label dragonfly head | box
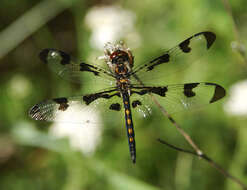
[102,41,134,74]
[110,50,129,64]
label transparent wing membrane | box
[130,82,225,114]
[39,49,115,89]
[29,88,125,127]
[130,32,216,85]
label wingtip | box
[206,83,226,103]
[39,49,50,64]
[195,31,216,49]
[203,31,216,49]
[211,84,226,103]
[41,48,71,65]
[28,104,40,120]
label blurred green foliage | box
[0,0,247,190]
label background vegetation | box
[0,0,247,189]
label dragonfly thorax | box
[116,78,131,93]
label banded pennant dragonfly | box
[29,31,225,163]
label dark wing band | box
[130,82,225,113]
[130,32,216,86]
[39,49,115,84]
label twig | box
[133,74,247,189]
[151,83,247,189]
[133,74,202,154]
[149,94,203,155]
[158,138,247,190]
[151,85,247,189]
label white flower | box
[8,74,31,99]
[224,79,247,116]
[49,104,102,155]
[85,5,140,49]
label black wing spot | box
[205,83,226,103]
[59,51,71,65]
[179,31,216,53]
[179,38,192,53]
[150,87,167,97]
[80,63,99,76]
[148,53,170,71]
[53,97,69,111]
[184,83,199,97]
[53,97,68,104]
[83,91,120,105]
[109,103,121,111]
[83,94,103,105]
[39,49,71,65]
[195,32,216,49]
[132,100,142,108]
[39,49,49,64]
[134,89,148,95]
[132,86,167,97]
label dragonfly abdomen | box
[122,92,136,163]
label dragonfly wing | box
[29,88,125,126]
[130,82,225,114]
[131,32,216,85]
[39,49,115,87]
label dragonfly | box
[29,31,226,163]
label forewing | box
[130,32,216,85]
[29,88,125,127]
[39,49,115,86]
[130,82,225,114]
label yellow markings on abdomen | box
[127,118,132,125]
[125,109,130,115]
[129,137,134,143]
[128,128,133,135]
